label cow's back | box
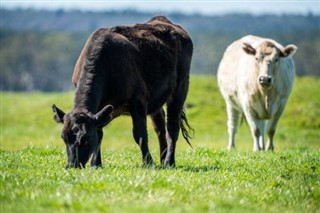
[72,16,192,88]
[111,17,193,83]
[217,37,249,108]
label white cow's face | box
[243,41,297,90]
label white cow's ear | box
[281,45,297,57]
[243,42,256,55]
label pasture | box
[1,76,319,212]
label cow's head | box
[243,41,297,89]
[52,104,113,169]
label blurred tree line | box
[1,9,319,91]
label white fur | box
[217,35,297,151]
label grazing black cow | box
[52,16,194,169]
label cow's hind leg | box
[164,81,189,167]
[131,102,155,166]
[164,105,180,167]
[226,103,241,150]
[151,108,167,164]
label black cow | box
[52,16,193,169]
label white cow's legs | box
[265,117,279,151]
[265,106,285,151]
[266,132,274,151]
[244,111,265,151]
[226,105,241,150]
[251,121,265,152]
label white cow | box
[217,35,297,151]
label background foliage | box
[1,9,320,91]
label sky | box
[1,0,320,15]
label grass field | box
[1,76,320,212]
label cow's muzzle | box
[65,146,85,169]
[259,76,272,88]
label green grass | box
[1,76,320,212]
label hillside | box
[1,9,319,91]
[2,9,319,33]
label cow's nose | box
[259,76,272,88]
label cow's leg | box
[164,104,180,167]
[266,126,275,151]
[252,121,265,151]
[265,107,285,151]
[251,123,265,152]
[164,80,189,167]
[244,112,265,151]
[258,122,266,150]
[90,129,103,168]
[131,102,155,166]
[226,103,241,150]
[150,108,167,164]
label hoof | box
[90,164,103,169]
[265,144,274,151]
[227,146,235,151]
[163,160,175,168]
[142,160,156,168]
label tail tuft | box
[180,109,194,148]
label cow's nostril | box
[266,77,272,83]
[259,76,272,87]
[259,76,265,83]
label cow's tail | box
[180,109,194,148]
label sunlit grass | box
[1,76,319,212]
[0,146,319,213]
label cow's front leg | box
[252,120,265,152]
[226,103,241,150]
[252,125,265,152]
[90,129,103,168]
[244,111,265,151]
[131,103,155,166]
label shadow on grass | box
[128,164,222,173]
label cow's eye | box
[275,58,279,63]
[72,126,80,134]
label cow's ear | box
[280,45,297,58]
[95,105,114,127]
[243,42,256,55]
[52,104,65,123]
